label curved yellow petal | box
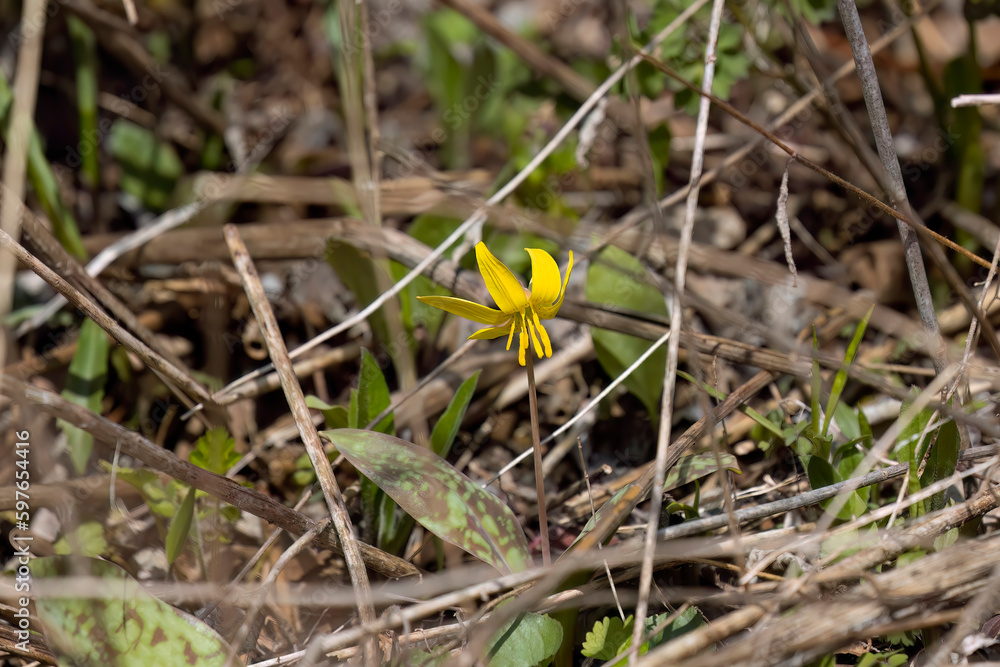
[469,323,512,340]
[416,295,507,325]
[476,242,528,315]
[534,250,573,320]
[526,248,561,307]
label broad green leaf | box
[586,245,668,416]
[53,522,107,557]
[58,319,111,474]
[833,402,861,443]
[807,456,867,520]
[581,615,632,661]
[377,371,483,555]
[325,429,532,574]
[822,306,872,435]
[190,427,240,476]
[165,485,196,566]
[487,612,562,667]
[567,453,741,551]
[306,395,350,430]
[429,371,480,459]
[31,557,228,665]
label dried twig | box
[222,225,378,662]
[634,1,727,658]
[1,373,417,578]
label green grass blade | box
[822,306,873,435]
[57,319,111,473]
[67,16,100,189]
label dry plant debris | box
[3,0,1000,664]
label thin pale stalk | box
[630,0,727,661]
[525,354,551,567]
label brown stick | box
[0,229,213,404]
[2,374,418,579]
[222,225,379,659]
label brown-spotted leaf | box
[325,429,532,574]
[29,556,228,666]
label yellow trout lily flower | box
[418,242,573,366]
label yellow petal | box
[534,250,573,320]
[530,308,552,357]
[525,248,561,307]
[416,295,507,325]
[476,242,528,315]
[469,324,512,340]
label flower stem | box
[525,354,551,566]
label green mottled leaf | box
[430,371,480,458]
[325,429,532,574]
[568,453,741,551]
[190,427,240,476]
[53,522,107,557]
[30,557,228,666]
[487,611,562,667]
[58,319,111,474]
[165,485,196,566]
[586,245,668,416]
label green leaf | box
[108,119,183,211]
[30,557,228,666]
[920,418,960,514]
[581,615,632,661]
[190,427,241,476]
[352,349,395,434]
[67,15,100,189]
[166,485,196,566]
[58,319,111,473]
[306,395,350,430]
[645,607,704,650]
[53,522,108,558]
[325,429,532,574]
[822,307,872,435]
[429,371,480,458]
[586,245,668,416]
[487,612,562,667]
[0,71,86,260]
[807,456,867,520]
